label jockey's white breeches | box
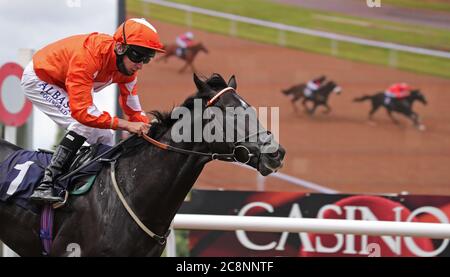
[306,81,319,91]
[21,61,114,146]
[176,37,188,48]
[384,91,396,98]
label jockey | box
[21,18,165,204]
[175,31,194,57]
[304,75,326,98]
[384,82,411,105]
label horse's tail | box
[281,89,290,95]
[353,95,372,102]
[282,84,304,96]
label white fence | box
[166,214,450,257]
[143,0,450,60]
[235,163,338,193]
[173,214,450,239]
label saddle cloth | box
[304,88,313,98]
[176,47,186,58]
[0,143,112,211]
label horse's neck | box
[191,45,203,54]
[320,86,333,96]
[115,135,208,232]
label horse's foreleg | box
[291,99,299,114]
[368,105,380,121]
[301,98,309,113]
[190,63,197,74]
[323,104,331,114]
[308,103,318,115]
[410,112,426,131]
[386,109,400,125]
[178,63,189,74]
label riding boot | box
[30,131,86,204]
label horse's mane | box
[118,74,229,156]
[147,73,228,139]
[323,81,336,88]
[316,81,336,92]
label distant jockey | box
[175,31,194,58]
[384,83,411,106]
[304,75,326,98]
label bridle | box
[109,86,268,246]
[141,86,267,164]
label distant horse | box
[158,42,209,73]
[0,73,285,256]
[353,89,427,130]
[281,81,342,115]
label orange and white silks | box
[32,32,149,130]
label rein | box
[141,133,234,161]
[141,86,263,163]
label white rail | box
[143,0,450,59]
[173,214,450,239]
[235,163,338,193]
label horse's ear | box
[228,75,237,90]
[193,73,210,93]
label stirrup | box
[52,190,69,209]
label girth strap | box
[109,160,170,245]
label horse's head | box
[319,81,342,95]
[165,73,285,176]
[410,90,427,105]
[194,42,209,54]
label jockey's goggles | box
[126,46,155,64]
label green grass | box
[128,0,450,78]
[383,0,450,13]
[156,0,450,51]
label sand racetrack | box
[137,20,450,196]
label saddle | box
[0,143,115,212]
[303,88,313,98]
[176,47,187,58]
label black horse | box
[0,73,285,256]
[281,81,342,114]
[353,90,427,130]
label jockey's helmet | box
[113,18,165,75]
[185,31,194,40]
[114,18,165,53]
[399,82,411,91]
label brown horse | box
[157,42,209,73]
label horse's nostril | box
[269,152,279,158]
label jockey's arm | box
[66,59,119,130]
[306,81,319,91]
[117,81,150,135]
[117,118,149,135]
[176,37,187,48]
[66,58,149,135]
